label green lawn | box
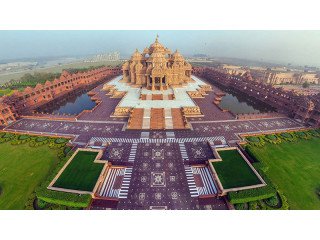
[212,149,262,189]
[247,138,320,210]
[53,151,103,192]
[0,142,59,209]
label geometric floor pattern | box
[191,166,217,195]
[99,167,125,198]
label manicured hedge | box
[247,136,260,142]
[18,135,30,140]
[234,203,248,210]
[63,146,72,155]
[246,136,265,147]
[36,190,91,208]
[309,129,320,137]
[264,195,280,207]
[263,134,282,144]
[295,131,311,140]
[55,138,68,144]
[265,134,277,140]
[35,136,48,142]
[279,132,297,142]
[1,133,14,138]
[228,185,276,204]
[277,191,289,210]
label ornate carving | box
[113,107,132,116]
[182,106,202,116]
[122,36,192,90]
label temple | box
[122,36,192,90]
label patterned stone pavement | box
[117,142,200,210]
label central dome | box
[122,36,192,90]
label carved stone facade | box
[122,36,192,90]
[193,67,320,127]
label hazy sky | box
[0,30,319,66]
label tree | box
[302,81,310,88]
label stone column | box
[146,76,149,88]
[152,77,155,91]
[160,77,163,91]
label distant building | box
[250,69,320,85]
[84,52,120,63]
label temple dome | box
[149,36,166,53]
[131,49,142,60]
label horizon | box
[0,30,320,67]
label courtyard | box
[0,66,313,210]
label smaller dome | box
[131,49,142,60]
[173,50,184,61]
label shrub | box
[263,134,282,144]
[279,132,297,142]
[228,185,276,204]
[277,191,289,210]
[35,136,48,142]
[295,131,311,140]
[247,136,260,142]
[0,184,2,196]
[308,129,320,137]
[264,195,280,207]
[37,198,48,209]
[36,190,91,208]
[248,201,259,210]
[234,203,248,210]
[265,134,277,140]
[1,133,14,139]
[55,138,68,144]
[63,146,72,155]
[246,136,265,147]
[18,135,30,140]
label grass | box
[53,151,103,192]
[247,137,320,210]
[0,142,59,209]
[212,149,262,189]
